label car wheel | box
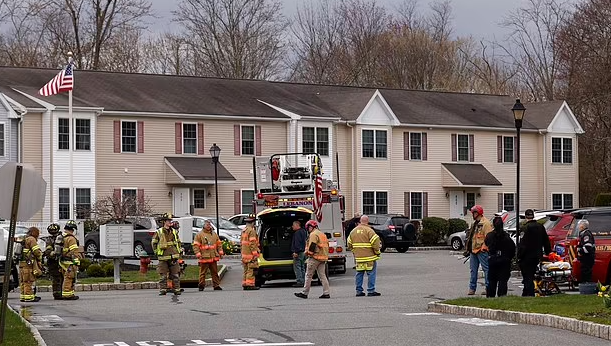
[451,237,463,251]
[85,241,99,256]
[396,247,408,253]
[379,238,386,253]
[134,242,145,259]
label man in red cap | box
[464,205,492,295]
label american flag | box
[313,171,323,222]
[38,62,74,97]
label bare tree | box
[173,0,288,79]
[83,190,156,225]
[139,32,199,75]
[459,40,521,95]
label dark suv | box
[367,214,417,253]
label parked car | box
[84,216,157,259]
[0,224,29,291]
[228,214,249,230]
[446,210,516,251]
[544,211,575,247]
[367,214,416,253]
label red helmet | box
[305,220,318,229]
[470,205,484,215]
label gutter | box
[17,109,27,163]
[541,131,547,209]
[395,123,544,133]
[98,110,291,122]
[346,122,356,216]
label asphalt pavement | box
[8,251,610,346]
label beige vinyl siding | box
[546,133,578,208]
[355,125,392,213]
[334,124,354,217]
[96,117,287,217]
[22,112,43,222]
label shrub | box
[419,229,441,246]
[222,240,234,255]
[78,258,92,272]
[102,262,114,277]
[448,218,468,236]
[595,193,611,207]
[422,217,449,238]
[86,264,105,277]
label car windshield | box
[391,217,410,227]
[209,218,241,230]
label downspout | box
[18,110,27,163]
[48,109,54,222]
[541,131,547,209]
[347,122,356,216]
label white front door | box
[173,187,191,216]
[449,191,465,219]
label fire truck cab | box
[252,153,347,286]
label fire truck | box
[252,153,347,286]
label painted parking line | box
[443,317,517,326]
[85,340,314,346]
[402,312,441,316]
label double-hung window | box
[362,130,387,158]
[552,194,573,209]
[362,191,388,214]
[302,127,329,156]
[457,134,469,161]
[75,119,91,150]
[121,121,137,153]
[183,123,197,154]
[241,126,255,155]
[551,137,573,164]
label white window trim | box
[551,192,574,209]
[409,132,423,161]
[410,191,424,220]
[361,190,389,214]
[501,135,515,164]
[181,122,198,155]
[361,128,388,159]
[240,124,256,156]
[58,187,71,220]
[502,192,515,212]
[192,188,207,209]
[57,117,70,151]
[302,126,330,157]
[120,120,138,154]
[241,189,255,213]
[551,136,573,164]
[74,118,91,152]
[456,133,471,162]
[0,121,5,157]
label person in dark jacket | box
[576,219,596,283]
[485,215,516,298]
[291,220,308,287]
[517,209,552,297]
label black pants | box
[519,261,537,297]
[487,260,511,298]
[580,255,595,283]
[48,260,64,297]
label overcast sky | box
[146,0,548,41]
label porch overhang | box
[441,163,502,188]
[164,157,236,185]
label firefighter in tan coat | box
[295,220,330,299]
[241,214,260,290]
[347,215,382,296]
[60,220,81,300]
[19,227,43,302]
[193,219,224,291]
[152,213,182,296]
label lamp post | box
[210,143,221,234]
[512,99,526,253]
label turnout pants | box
[19,263,36,301]
[301,258,330,296]
[487,260,511,298]
[158,260,181,292]
[242,262,258,287]
[198,262,221,288]
[61,264,78,298]
[48,260,64,298]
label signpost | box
[0,162,47,343]
[99,224,134,284]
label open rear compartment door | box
[257,207,313,261]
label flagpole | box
[68,52,74,220]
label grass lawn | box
[444,294,611,325]
[37,264,224,285]
[4,309,39,346]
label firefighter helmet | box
[305,220,318,229]
[470,205,484,216]
[64,220,77,231]
[158,212,174,221]
[47,223,61,235]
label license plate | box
[329,241,337,247]
[396,236,403,240]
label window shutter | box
[498,193,503,211]
[197,123,205,155]
[137,121,144,153]
[469,134,475,162]
[422,133,428,161]
[451,134,457,161]
[404,192,410,217]
[497,136,502,163]
[234,190,241,214]
[137,189,144,204]
[403,132,409,160]
[423,192,428,218]
[175,122,182,154]
[114,189,121,201]
[113,121,121,153]
[513,136,518,163]
[255,125,262,156]
[234,125,240,156]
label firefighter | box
[241,214,260,290]
[19,227,43,302]
[577,219,596,283]
[44,223,64,300]
[193,219,224,291]
[295,220,330,299]
[347,215,382,297]
[152,213,182,295]
[60,220,81,300]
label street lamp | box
[210,143,221,234]
[512,99,526,253]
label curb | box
[427,301,611,341]
[408,246,452,251]
[9,304,47,346]
[35,265,228,292]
